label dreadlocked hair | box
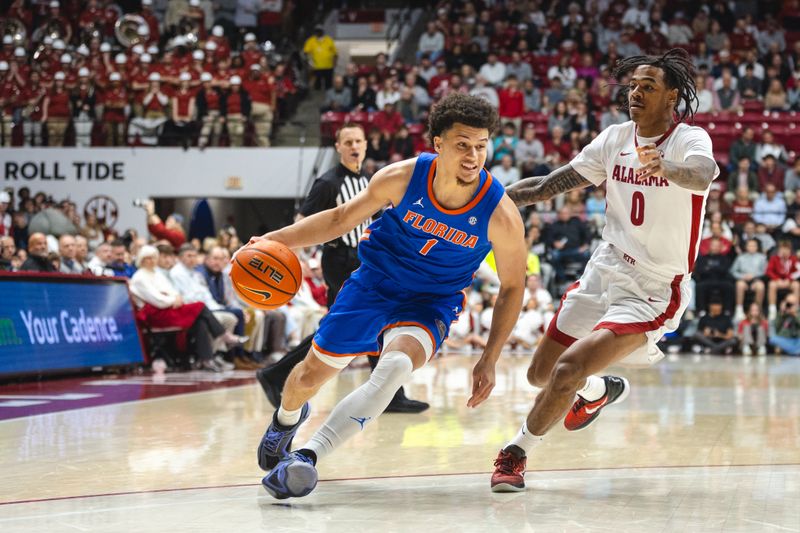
[613,48,698,123]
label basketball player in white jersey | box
[491,49,720,492]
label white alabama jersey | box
[571,121,719,281]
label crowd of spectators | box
[0,0,309,148]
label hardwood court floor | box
[0,354,798,532]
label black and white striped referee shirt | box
[298,163,372,249]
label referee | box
[256,123,429,413]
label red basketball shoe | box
[564,376,630,431]
[490,449,527,492]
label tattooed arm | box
[506,164,592,207]
[637,145,717,191]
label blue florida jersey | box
[357,152,505,295]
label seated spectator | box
[130,245,240,372]
[505,52,533,83]
[169,243,241,368]
[444,296,486,352]
[221,76,251,147]
[522,274,555,327]
[0,235,15,271]
[543,75,566,109]
[323,75,351,112]
[758,154,786,191]
[389,126,414,159]
[108,239,136,277]
[352,76,377,111]
[479,53,507,86]
[20,233,56,272]
[372,102,404,140]
[548,101,573,134]
[699,219,733,255]
[509,296,547,350]
[692,298,737,355]
[693,237,735,314]
[0,191,10,236]
[728,157,758,193]
[58,234,84,274]
[767,240,800,319]
[492,122,518,165]
[469,75,499,108]
[547,55,577,89]
[781,210,800,250]
[498,75,524,132]
[712,70,740,112]
[88,242,114,276]
[738,64,762,102]
[756,130,788,163]
[74,235,90,272]
[731,238,767,320]
[375,78,400,110]
[728,127,757,172]
[753,183,787,232]
[785,158,800,193]
[548,207,591,282]
[704,184,730,219]
[770,294,800,355]
[417,21,445,62]
[522,78,541,113]
[144,201,186,249]
[490,154,520,186]
[737,302,769,356]
[515,124,545,175]
[287,260,328,338]
[396,88,419,124]
[570,101,598,145]
[764,78,789,111]
[365,128,390,166]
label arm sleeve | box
[568,125,613,186]
[298,177,337,217]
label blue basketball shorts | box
[313,266,466,359]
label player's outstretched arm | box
[505,164,592,207]
[467,195,527,408]
[251,159,414,249]
[637,146,717,191]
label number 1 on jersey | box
[419,238,438,256]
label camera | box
[132,198,150,208]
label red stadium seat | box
[742,100,765,113]
[406,123,426,136]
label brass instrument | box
[0,17,26,47]
[114,14,149,47]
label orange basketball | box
[230,240,302,310]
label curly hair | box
[427,93,499,145]
[613,48,698,122]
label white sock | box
[277,405,303,427]
[506,422,544,456]
[576,375,606,402]
[304,351,414,461]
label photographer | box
[143,199,186,249]
[770,295,800,355]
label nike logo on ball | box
[237,284,272,301]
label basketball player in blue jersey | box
[247,93,528,499]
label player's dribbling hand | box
[230,236,265,264]
[467,358,496,408]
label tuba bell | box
[114,14,149,47]
[0,17,26,47]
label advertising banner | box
[0,274,145,376]
[0,147,334,234]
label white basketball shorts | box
[546,242,691,366]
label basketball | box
[229,240,302,310]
